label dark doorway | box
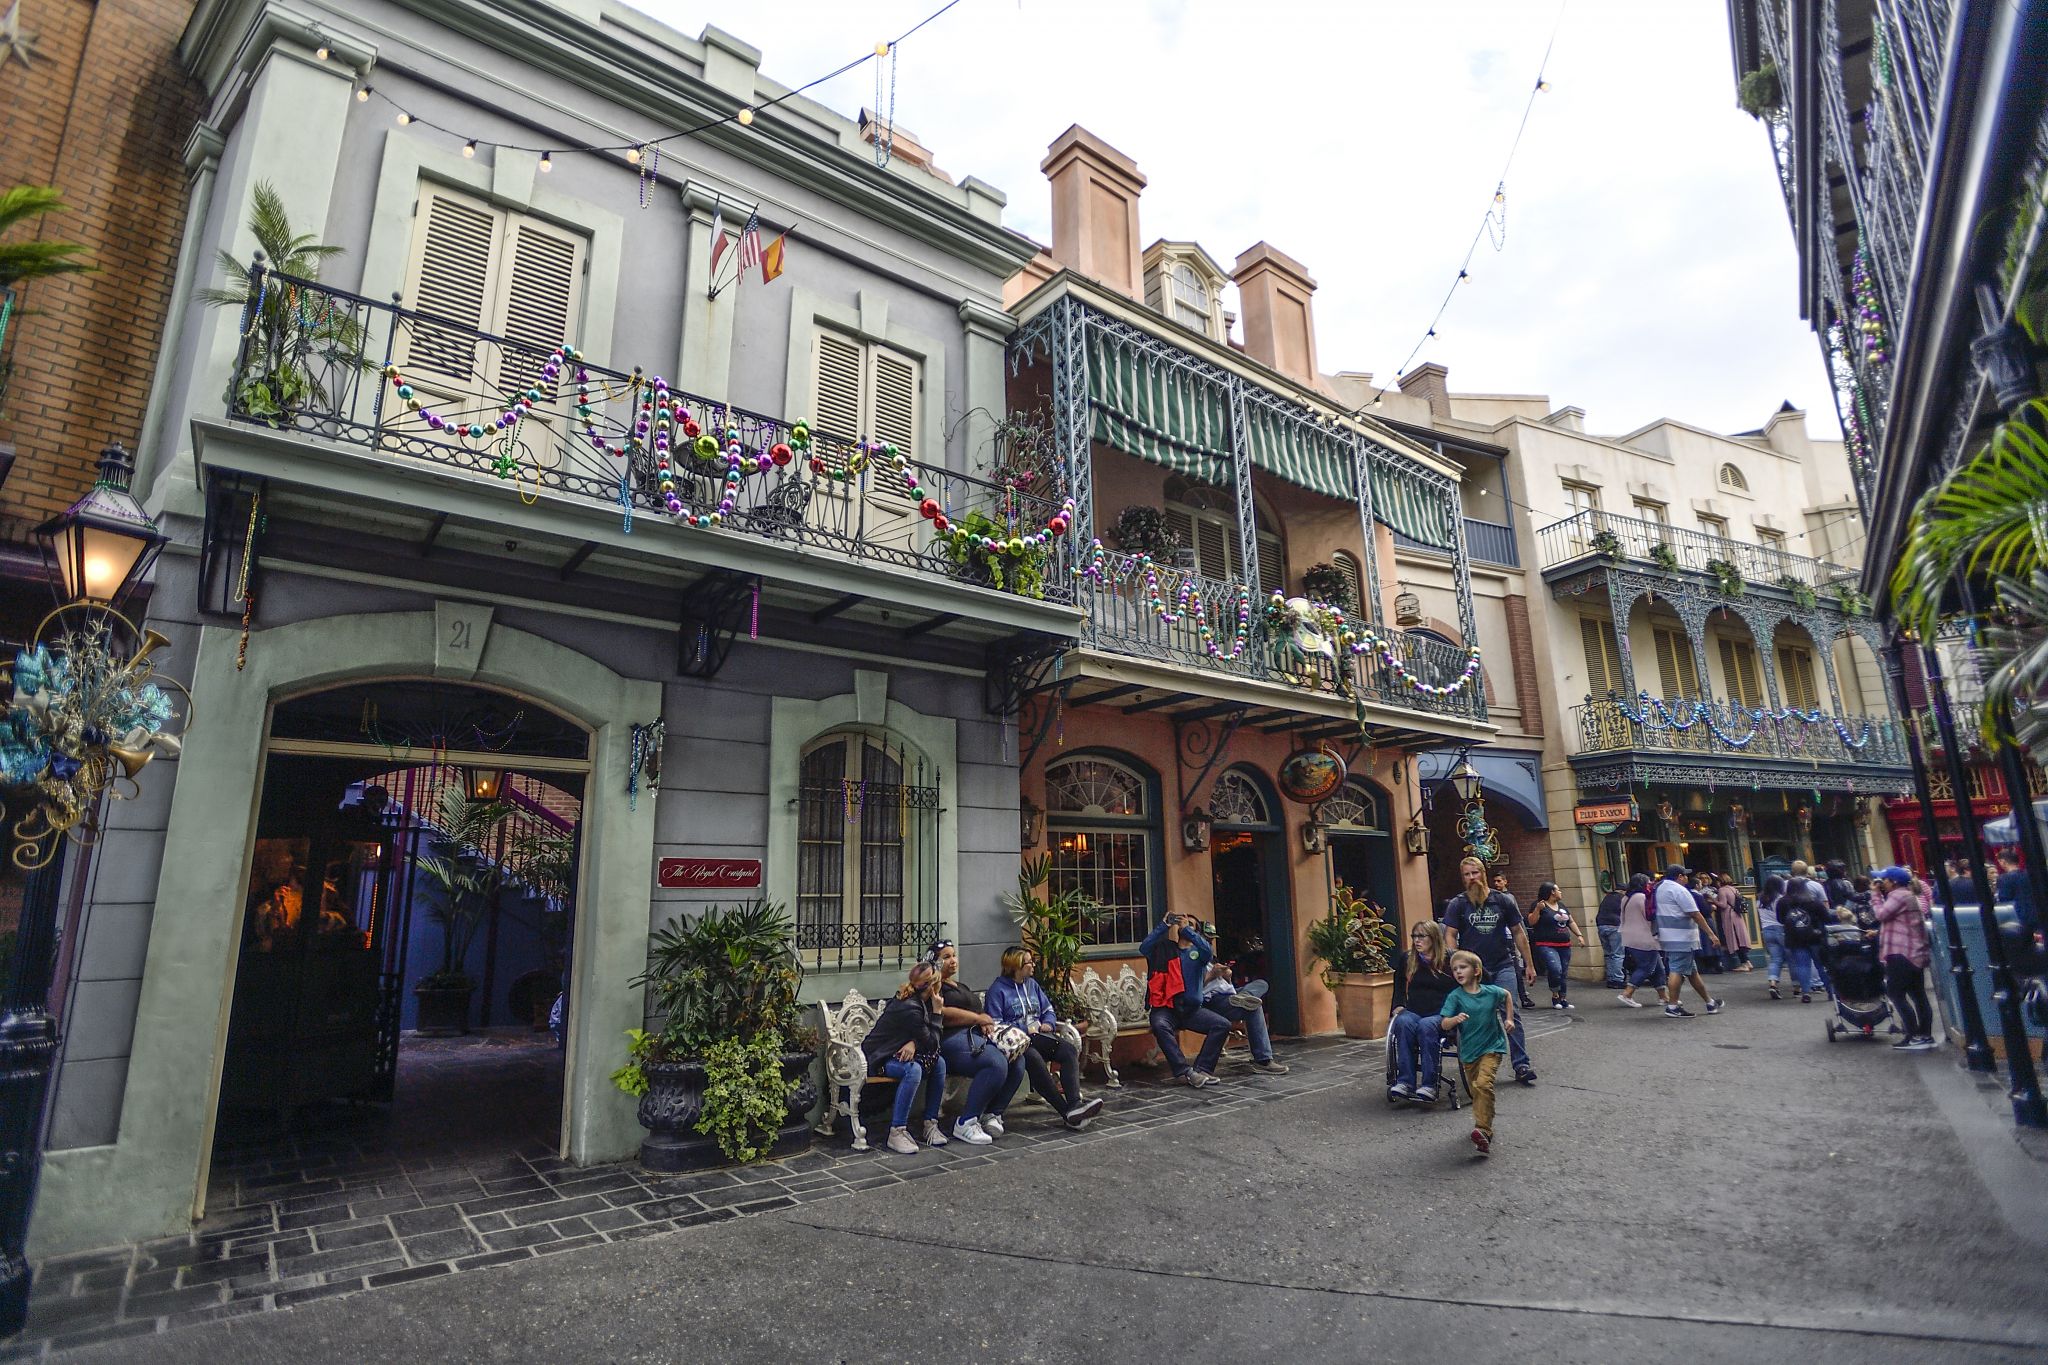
[1209,830,1298,1035]
[212,681,589,1183]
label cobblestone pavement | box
[9,1022,1455,1359]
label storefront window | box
[1045,756,1156,949]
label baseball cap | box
[1880,865,1912,885]
[1663,863,1689,878]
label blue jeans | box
[1213,994,1275,1062]
[1762,925,1786,981]
[939,1030,1010,1121]
[1389,1010,1443,1090]
[1787,945,1820,993]
[882,1056,946,1128]
[1625,947,1664,989]
[1533,945,1572,997]
[1150,1004,1230,1077]
[1487,961,1532,1073]
[1599,925,1626,987]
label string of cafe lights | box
[320,0,966,174]
[1348,0,1570,420]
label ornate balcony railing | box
[223,268,1073,603]
[1573,695,1908,767]
[1082,548,1487,723]
[1536,509,1858,593]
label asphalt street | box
[70,978,2048,1364]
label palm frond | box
[1892,398,2048,638]
[0,186,94,288]
[1981,568,2048,769]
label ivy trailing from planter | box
[1650,542,1680,573]
[1705,557,1745,597]
[1834,585,1871,616]
[1777,574,1817,609]
[1739,61,1783,118]
[696,1034,797,1165]
[1589,528,1624,561]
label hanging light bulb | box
[315,42,330,61]
[875,41,890,56]
[462,140,477,158]
[539,151,553,172]
[1493,189,1506,204]
[356,85,371,102]
[737,107,755,126]
[625,146,641,165]
[395,111,412,126]
[1537,78,1550,91]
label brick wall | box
[0,0,200,544]
[1502,593,1542,735]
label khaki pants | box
[1467,1052,1503,1137]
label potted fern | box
[1705,557,1745,597]
[612,900,817,1170]
[1776,573,1818,609]
[1650,542,1681,573]
[1307,880,1398,1039]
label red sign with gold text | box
[658,858,764,890]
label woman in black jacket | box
[1387,920,1458,1103]
[860,961,948,1155]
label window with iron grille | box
[1045,756,1157,950]
[795,731,941,970]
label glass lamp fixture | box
[1447,753,1484,804]
[35,443,167,609]
[465,766,504,801]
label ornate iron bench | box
[815,987,1084,1151]
[1073,964,1152,1089]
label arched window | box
[1718,463,1749,492]
[797,731,938,959]
[1161,477,1284,592]
[1331,551,1365,615]
[1209,769,1273,827]
[1045,755,1158,948]
[1319,780,1386,831]
[1169,261,1212,335]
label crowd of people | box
[860,852,1947,1161]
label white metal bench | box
[815,987,1084,1151]
[1073,964,1150,1089]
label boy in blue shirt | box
[1439,949,1515,1156]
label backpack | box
[1780,903,1813,939]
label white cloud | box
[629,0,1839,437]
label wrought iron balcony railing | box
[223,267,1074,604]
[1536,509,1858,594]
[1573,695,1909,767]
[1083,548,1487,723]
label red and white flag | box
[707,206,728,277]
[737,210,763,274]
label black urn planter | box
[413,982,474,1037]
[636,1051,817,1173]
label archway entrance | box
[1322,779,1399,921]
[1207,768,1298,1034]
[213,680,590,1177]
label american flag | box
[737,211,764,274]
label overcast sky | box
[636,0,1839,439]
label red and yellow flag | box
[760,232,788,284]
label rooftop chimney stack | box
[1397,363,1452,422]
[1231,243,1321,387]
[1041,125,1146,301]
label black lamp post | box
[0,441,168,1335]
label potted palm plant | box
[611,900,816,1171]
[411,785,514,1035]
[1308,880,1398,1039]
[1005,854,1095,1019]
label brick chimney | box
[1397,363,1451,421]
[1040,125,1146,301]
[1231,242,1319,386]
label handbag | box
[991,1025,1032,1061]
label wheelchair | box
[1382,1016,1464,1111]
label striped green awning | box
[1087,332,1231,485]
[1083,327,1457,551]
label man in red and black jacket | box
[1143,911,1233,1088]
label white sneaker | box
[921,1120,949,1147]
[885,1127,918,1155]
[1388,1082,1412,1102]
[1618,993,1642,1009]
[951,1117,993,1146]
[1413,1085,1437,1103]
[981,1114,1005,1138]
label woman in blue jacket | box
[986,946,1105,1131]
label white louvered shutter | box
[811,330,864,481]
[1718,640,1762,708]
[1334,553,1364,614]
[1656,628,1699,700]
[402,188,502,387]
[494,218,584,416]
[868,348,920,517]
[1193,514,1232,580]
[1256,533,1283,596]
[1779,647,1819,710]
[1581,617,1616,696]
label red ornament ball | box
[769,442,793,466]
[933,514,949,532]
[809,456,827,474]
[1049,516,1068,535]
[682,418,701,438]
[919,498,940,520]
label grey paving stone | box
[531,1233,605,1257]
[180,1253,271,1286]
[505,1194,611,1227]
[366,1264,453,1289]
[311,1222,395,1252]
[456,1187,563,1218]
[389,1205,465,1237]
[275,1243,401,1278]
[273,1280,363,1310]
[399,1229,483,1262]
[481,1225,558,1251]
[580,1207,645,1234]
[452,1248,533,1271]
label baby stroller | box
[1383,1023,1464,1110]
[1820,921,1895,1042]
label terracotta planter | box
[1327,971,1395,1040]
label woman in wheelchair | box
[1388,920,1457,1104]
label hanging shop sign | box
[1574,798,1639,834]
[658,857,762,890]
[1277,744,1346,804]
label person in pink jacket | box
[1875,866,1937,1051]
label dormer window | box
[1170,263,1210,332]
